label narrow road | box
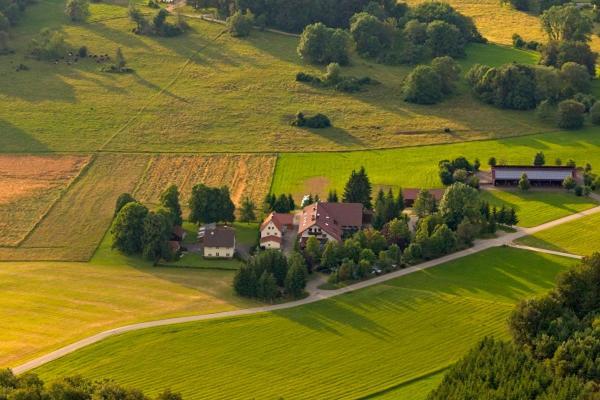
[12,203,600,374]
[508,243,583,259]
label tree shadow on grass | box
[0,120,50,152]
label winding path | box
[12,203,600,375]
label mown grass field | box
[133,154,276,209]
[480,188,598,227]
[0,0,561,154]
[0,153,150,261]
[516,212,600,255]
[0,260,255,368]
[271,129,600,201]
[0,154,90,246]
[34,248,574,400]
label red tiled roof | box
[260,235,282,244]
[298,202,363,242]
[260,212,294,232]
[403,188,445,201]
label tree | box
[156,389,183,400]
[557,99,585,130]
[540,40,597,76]
[226,10,254,37]
[426,20,465,58]
[518,173,531,191]
[114,193,136,217]
[285,252,308,298]
[413,189,437,218]
[560,62,591,97]
[382,218,411,250]
[562,175,576,190]
[468,63,537,110]
[533,151,546,166]
[129,3,149,33]
[488,157,497,167]
[142,211,172,263]
[438,183,481,229]
[160,185,182,226]
[189,184,235,224]
[297,22,352,65]
[239,197,256,223]
[431,56,461,95]
[65,0,90,22]
[233,265,258,297]
[111,202,148,255]
[590,102,600,125]
[403,65,443,105]
[114,47,127,72]
[304,236,321,269]
[540,4,593,42]
[411,1,483,43]
[257,271,278,302]
[349,12,393,58]
[327,190,339,202]
[320,241,340,270]
[29,28,67,60]
[342,166,372,209]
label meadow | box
[34,248,574,400]
[271,129,600,201]
[0,0,559,154]
[480,188,598,227]
[0,260,255,368]
[0,154,90,246]
[516,212,600,255]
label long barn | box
[492,166,575,186]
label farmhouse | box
[203,226,236,259]
[298,202,364,246]
[260,212,294,250]
[492,166,575,186]
[403,188,445,208]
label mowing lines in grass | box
[0,153,150,261]
[0,155,90,246]
[34,248,574,400]
[516,212,600,256]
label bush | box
[295,71,321,83]
[350,12,393,58]
[297,22,352,65]
[403,65,443,104]
[292,112,331,128]
[426,20,465,58]
[557,99,586,129]
[65,0,90,22]
[78,45,88,57]
[590,102,600,125]
[512,33,525,48]
[226,10,254,37]
[28,28,67,60]
[572,92,595,112]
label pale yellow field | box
[0,260,255,368]
[134,154,277,209]
[0,155,90,246]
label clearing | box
[0,0,558,154]
[133,154,276,209]
[0,154,90,246]
[33,248,573,400]
[516,212,600,256]
[0,153,149,261]
[480,188,598,228]
[270,129,600,201]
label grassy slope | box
[271,128,600,200]
[516,212,600,255]
[0,260,256,368]
[1,0,560,153]
[480,189,598,227]
[34,248,574,400]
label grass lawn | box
[0,0,559,154]
[480,188,598,227]
[0,260,256,369]
[516,212,600,256]
[271,129,600,202]
[34,248,574,400]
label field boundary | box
[358,366,451,400]
[4,155,96,249]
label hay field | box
[134,154,276,209]
[0,260,254,368]
[0,153,150,261]
[0,155,90,246]
[34,248,574,400]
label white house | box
[297,202,364,246]
[203,226,236,259]
[259,212,294,250]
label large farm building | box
[491,166,575,186]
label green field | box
[480,189,598,227]
[271,129,600,200]
[516,212,600,255]
[0,0,563,154]
[34,248,574,400]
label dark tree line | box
[429,253,600,399]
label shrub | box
[572,92,595,112]
[297,22,352,65]
[512,33,525,48]
[28,28,67,60]
[590,102,600,125]
[403,65,443,104]
[557,99,585,129]
[426,20,465,58]
[226,10,254,37]
[292,112,331,128]
[65,0,90,22]
[431,56,461,95]
[295,71,321,83]
[350,12,393,58]
[78,45,88,58]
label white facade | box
[299,225,337,243]
[261,239,281,250]
[261,221,282,238]
[204,245,235,258]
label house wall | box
[261,221,282,238]
[204,246,235,258]
[299,226,338,243]
[261,240,281,250]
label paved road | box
[12,203,600,374]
